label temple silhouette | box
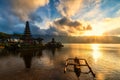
[23,21,63,49]
[4,21,63,51]
[23,21,32,43]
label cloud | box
[33,17,92,36]
[50,17,92,36]
[105,28,120,36]
[0,18,12,33]
[29,13,43,23]
[80,0,102,20]
[56,0,102,18]
[90,17,120,35]
[116,9,120,16]
[44,26,67,36]
[11,0,49,21]
[57,0,83,17]
[0,0,49,34]
[102,17,120,31]
[0,0,119,36]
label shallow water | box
[0,44,120,80]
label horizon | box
[1,31,120,37]
[1,32,120,43]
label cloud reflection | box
[38,53,54,68]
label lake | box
[0,44,120,80]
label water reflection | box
[1,44,120,80]
[0,49,43,69]
[96,73,105,80]
[91,44,102,62]
[21,50,43,69]
[51,48,56,56]
[39,48,57,68]
[40,53,54,67]
[64,44,120,80]
[21,53,33,68]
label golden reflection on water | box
[91,44,102,62]
[66,44,103,60]
[96,73,105,80]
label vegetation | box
[0,32,11,39]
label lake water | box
[0,44,120,80]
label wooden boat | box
[64,57,95,79]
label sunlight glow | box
[82,30,104,36]
[91,44,102,62]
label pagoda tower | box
[23,21,32,43]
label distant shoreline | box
[1,32,120,43]
[63,42,120,44]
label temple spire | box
[23,21,32,43]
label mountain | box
[33,35,120,43]
[104,28,120,36]
[0,32,120,43]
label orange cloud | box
[11,0,49,21]
[51,17,92,36]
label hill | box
[0,32,120,43]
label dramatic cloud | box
[57,0,83,17]
[0,0,120,36]
[51,17,92,36]
[11,0,49,21]
[0,0,49,34]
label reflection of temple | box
[23,21,32,43]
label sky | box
[0,0,120,36]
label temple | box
[23,21,32,43]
